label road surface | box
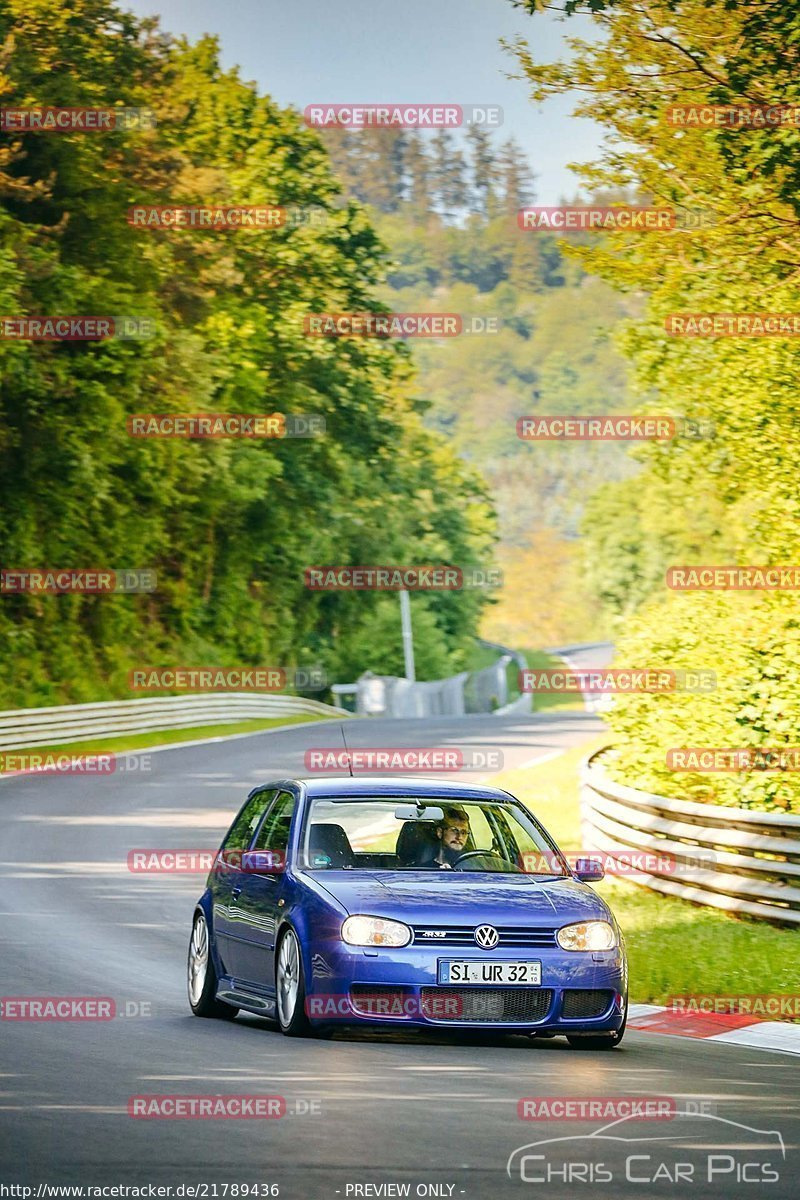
[1,704,796,1197]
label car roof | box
[259,776,517,801]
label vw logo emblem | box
[474,924,499,950]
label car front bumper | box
[303,940,627,1032]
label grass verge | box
[518,648,585,713]
[467,643,582,711]
[491,739,800,1006]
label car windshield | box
[300,797,569,876]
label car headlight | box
[341,915,412,948]
[557,920,617,951]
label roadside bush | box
[605,590,800,813]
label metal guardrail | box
[477,641,532,716]
[494,691,533,717]
[332,641,532,719]
[581,749,800,926]
[0,694,345,751]
[332,671,471,718]
[464,656,511,714]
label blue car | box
[188,777,627,1048]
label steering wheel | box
[452,849,506,870]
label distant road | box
[547,641,614,665]
[547,641,615,712]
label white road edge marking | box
[517,748,566,771]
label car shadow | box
[230,1011,577,1050]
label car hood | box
[310,871,610,926]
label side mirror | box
[241,849,285,874]
[573,857,605,883]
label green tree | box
[0,0,495,705]
[509,0,800,810]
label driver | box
[414,806,471,869]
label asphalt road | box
[1,703,797,1198]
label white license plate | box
[438,960,541,985]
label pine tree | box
[431,130,468,220]
[466,126,499,215]
[497,138,536,213]
[404,131,434,214]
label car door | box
[220,790,297,993]
[211,788,278,981]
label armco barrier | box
[332,671,470,718]
[331,643,532,719]
[581,749,800,925]
[0,694,344,751]
[478,641,530,715]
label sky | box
[122,0,605,204]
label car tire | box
[566,997,627,1050]
[276,927,313,1037]
[188,910,239,1020]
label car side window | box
[222,789,278,852]
[252,791,296,857]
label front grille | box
[350,985,414,1017]
[562,989,614,1019]
[421,987,553,1024]
[412,925,557,948]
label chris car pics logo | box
[507,1112,784,1185]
